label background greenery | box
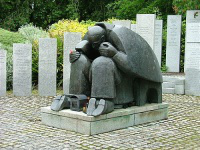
[0,0,199,90]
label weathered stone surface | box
[134,108,168,125]
[0,50,6,96]
[154,20,163,66]
[136,14,156,50]
[162,88,175,94]
[185,10,200,43]
[13,44,32,96]
[41,103,168,135]
[91,115,135,135]
[39,38,57,96]
[175,85,184,95]
[131,24,136,32]
[63,32,81,94]
[166,15,182,72]
[185,10,200,96]
[162,82,175,88]
[112,20,131,29]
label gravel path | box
[0,94,200,149]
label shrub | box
[49,19,95,38]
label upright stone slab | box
[0,50,6,96]
[166,15,182,72]
[136,14,156,50]
[13,44,32,96]
[154,20,163,67]
[112,20,131,29]
[39,38,57,96]
[63,32,81,94]
[131,24,136,32]
[185,10,200,96]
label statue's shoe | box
[92,99,106,116]
[87,98,96,116]
[51,95,70,111]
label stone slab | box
[135,108,168,125]
[131,24,136,32]
[185,10,200,96]
[162,82,175,88]
[13,44,32,96]
[136,14,156,50]
[175,84,185,95]
[166,15,182,72]
[39,38,57,96]
[154,20,163,66]
[41,103,168,135]
[162,88,175,94]
[0,50,7,96]
[63,32,81,94]
[112,20,131,29]
[185,10,200,43]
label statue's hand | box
[69,50,81,63]
[99,42,118,57]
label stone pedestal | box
[41,103,168,135]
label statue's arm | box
[70,40,90,63]
[112,52,132,74]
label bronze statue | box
[68,22,163,116]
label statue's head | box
[88,26,106,50]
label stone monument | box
[42,23,168,135]
[166,15,182,72]
[13,44,32,96]
[154,20,163,67]
[39,38,57,96]
[136,14,156,50]
[185,10,200,96]
[51,22,163,116]
[131,24,136,32]
[0,49,6,96]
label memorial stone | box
[131,24,136,32]
[13,44,32,96]
[63,32,81,94]
[112,20,131,29]
[136,14,156,50]
[0,50,6,96]
[154,20,163,67]
[166,15,182,72]
[185,10,200,96]
[39,38,57,96]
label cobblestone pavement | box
[0,93,200,150]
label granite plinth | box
[41,103,168,135]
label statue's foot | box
[92,99,106,116]
[87,99,114,116]
[87,98,96,116]
[51,95,70,111]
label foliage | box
[106,0,174,22]
[0,0,31,31]
[173,0,200,19]
[0,28,26,90]
[49,19,95,38]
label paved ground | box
[0,93,200,150]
